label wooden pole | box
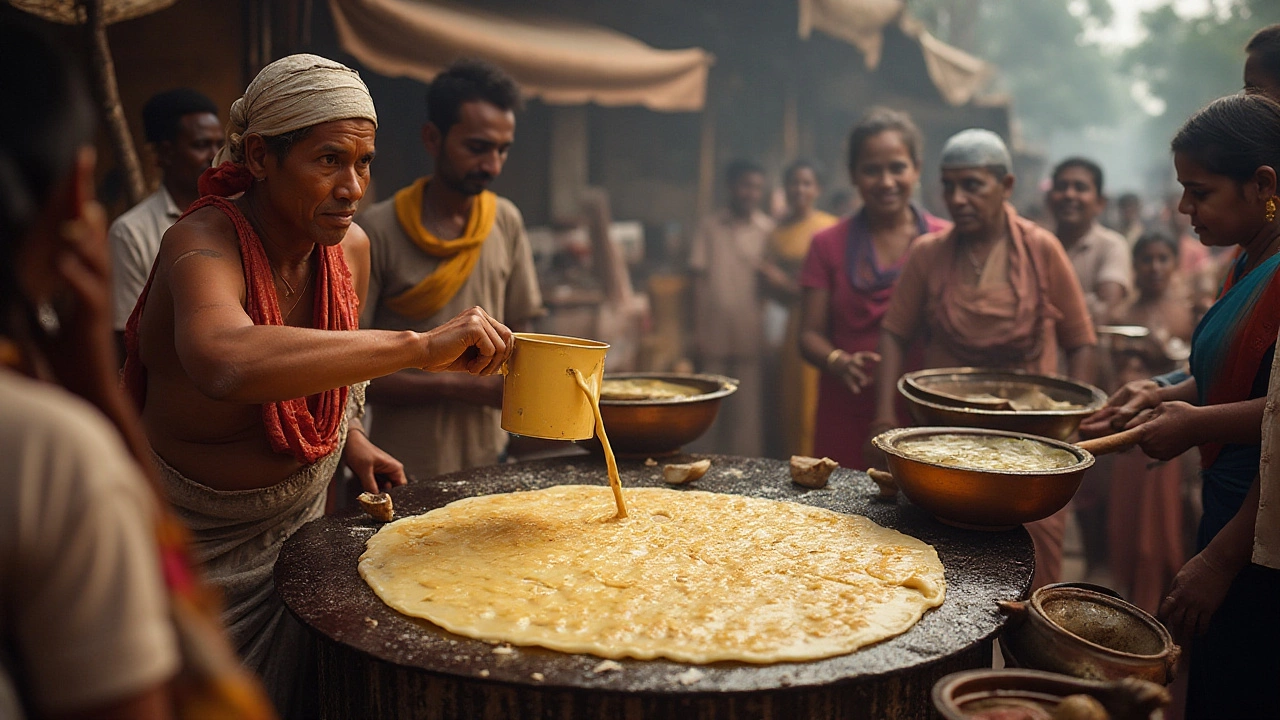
[696,103,716,222]
[83,0,147,205]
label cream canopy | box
[329,0,713,112]
[7,0,172,24]
[797,0,993,106]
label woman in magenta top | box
[798,108,949,468]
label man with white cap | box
[122,54,514,716]
[871,128,1097,589]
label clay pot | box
[933,668,1171,720]
[999,584,1180,685]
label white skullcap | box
[213,53,377,167]
[940,129,1012,172]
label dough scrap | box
[790,456,838,488]
[359,485,946,664]
[358,492,394,522]
[663,459,711,485]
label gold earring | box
[1268,197,1278,223]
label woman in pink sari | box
[797,108,947,468]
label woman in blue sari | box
[1081,94,1280,719]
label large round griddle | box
[276,455,1033,718]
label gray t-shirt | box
[109,186,182,330]
[360,191,544,478]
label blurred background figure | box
[361,59,543,479]
[1106,232,1194,615]
[759,159,837,458]
[1046,156,1132,577]
[1047,157,1132,327]
[688,159,773,457]
[110,88,222,352]
[1117,192,1146,245]
[799,108,946,469]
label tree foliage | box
[909,0,1127,143]
[1125,0,1280,145]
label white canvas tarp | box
[329,0,713,112]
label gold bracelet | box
[826,348,844,369]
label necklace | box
[965,246,986,279]
[272,262,299,298]
[278,259,316,321]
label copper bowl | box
[899,368,1107,441]
[587,372,737,458]
[999,584,1181,685]
[872,426,1094,530]
[933,669,1171,720]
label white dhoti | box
[154,383,363,718]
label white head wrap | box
[940,129,1012,173]
[213,53,378,167]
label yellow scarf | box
[386,176,496,319]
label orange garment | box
[770,210,837,456]
[881,203,1096,588]
[1108,448,1184,614]
[384,176,497,319]
[122,195,360,465]
[882,203,1096,376]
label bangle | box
[826,349,845,369]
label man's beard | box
[440,169,495,197]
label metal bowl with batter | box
[899,368,1107,441]
[589,372,737,457]
[873,426,1096,530]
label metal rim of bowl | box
[598,372,739,406]
[873,426,1096,476]
[899,368,1108,417]
[1030,586,1174,661]
[931,668,1120,719]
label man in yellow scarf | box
[361,60,544,479]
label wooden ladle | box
[1075,424,1148,457]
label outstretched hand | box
[1125,400,1200,461]
[420,306,514,375]
[1078,379,1163,438]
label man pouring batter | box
[123,54,513,717]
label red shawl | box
[123,185,359,465]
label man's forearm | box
[180,325,426,404]
[367,370,503,407]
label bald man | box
[872,129,1096,590]
[124,54,513,716]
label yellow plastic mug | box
[501,333,610,440]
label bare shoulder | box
[342,221,371,268]
[344,222,372,310]
[158,204,242,269]
[907,229,950,262]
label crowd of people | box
[687,23,1280,720]
[5,3,1280,718]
